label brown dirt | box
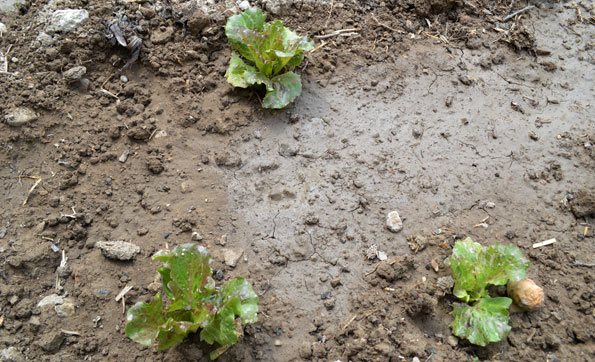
[1,0,594,361]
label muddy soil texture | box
[1,0,594,361]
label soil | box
[1,0,594,361]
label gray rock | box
[238,0,251,10]
[36,32,54,46]
[0,22,7,35]
[36,331,65,352]
[37,294,64,308]
[54,298,75,317]
[222,249,243,267]
[0,347,25,362]
[447,335,458,347]
[46,9,89,33]
[96,240,140,261]
[118,149,130,163]
[5,107,38,126]
[191,231,203,241]
[386,210,403,233]
[62,65,86,81]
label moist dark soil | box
[1,0,594,361]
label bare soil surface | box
[1,1,594,361]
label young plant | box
[125,244,258,359]
[224,8,314,109]
[449,237,529,346]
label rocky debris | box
[54,299,75,317]
[118,149,130,163]
[386,210,403,233]
[46,9,89,33]
[366,244,388,261]
[191,231,203,241]
[447,335,459,347]
[570,190,595,218]
[37,294,64,308]
[4,107,38,126]
[62,66,86,81]
[36,331,65,352]
[96,240,140,261]
[222,249,243,267]
[0,347,25,362]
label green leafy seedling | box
[224,8,314,109]
[449,237,529,346]
[125,244,258,360]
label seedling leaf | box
[451,297,512,346]
[224,8,313,108]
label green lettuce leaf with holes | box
[125,244,258,360]
[448,238,529,346]
[225,8,314,109]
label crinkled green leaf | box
[225,52,270,89]
[225,8,313,108]
[200,305,239,346]
[451,297,512,346]
[153,243,213,310]
[126,244,259,359]
[156,319,201,351]
[263,72,302,109]
[225,8,266,63]
[125,294,167,346]
[220,278,259,323]
[450,238,528,302]
[200,278,259,347]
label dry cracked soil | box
[0,0,594,361]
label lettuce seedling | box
[125,244,258,359]
[224,8,314,109]
[448,237,529,346]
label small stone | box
[0,23,7,36]
[447,335,458,347]
[323,298,335,310]
[120,75,128,83]
[191,231,203,241]
[46,9,89,33]
[377,250,388,261]
[222,249,243,267]
[5,107,38,126]
[0,347,25,362]
[412,357,421,362]
[36,331,65,352]
[330,278,342,288]
[412,126,423,138]
[94,289,110,299]
[54,299,75,318]
[8,295,19,305]
[137,228,148,236]
[274,339,282,346]
[238,1,251,10]
[62,66,86,81]
[79,78,90,92]
[386,210,403,233]
[118,149,130,163]
[180,181,193,194]
[96,240,140,261]
[37,294,64,308]
[485,201,496,209]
